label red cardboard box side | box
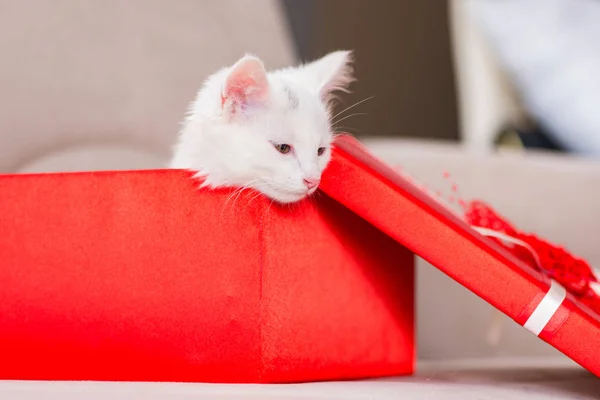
[260,195,415,382]
[0,170,264,382]
[322,135,600,377]
[0,167,415,383]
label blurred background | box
[2,0,600,364]
[4,0,600,173]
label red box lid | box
[322,134,600,377]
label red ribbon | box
[393,166,600,315]
[463,200,600,315]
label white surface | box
[0,358,597,399]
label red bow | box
[464,200,600,314]
[394,167,600,315]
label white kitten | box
[170,51,354,204]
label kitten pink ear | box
[221,55,269,119]
[301,50,355,106]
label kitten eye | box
[317,147,326,156]
[274,143,292,154]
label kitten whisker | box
[265,199,275,216]
[331,112,367,127]
[244,190,265,211]
[224,187,240,206]
[329,96,374,121]
[224,185,245,208]
[221,186,245,218]
[221,179,261,217]
[232,185,255,209]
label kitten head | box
[171,50,354,204]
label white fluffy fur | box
[170,51,354,204]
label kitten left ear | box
[301,50,355,105]
[222,55,270,119]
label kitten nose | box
[303,178,320,190]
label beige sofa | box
[0,0,598,398]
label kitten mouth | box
[289,189,311,198]
[258,182,317,204]
[287,187,320,202]
[267,188,310,204]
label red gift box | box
[0,165,414,383]
[321,135,600,378]
[3,133,599,383]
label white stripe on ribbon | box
[591,268,600,296]
[472,227,568,337]
[523,279,567,336]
